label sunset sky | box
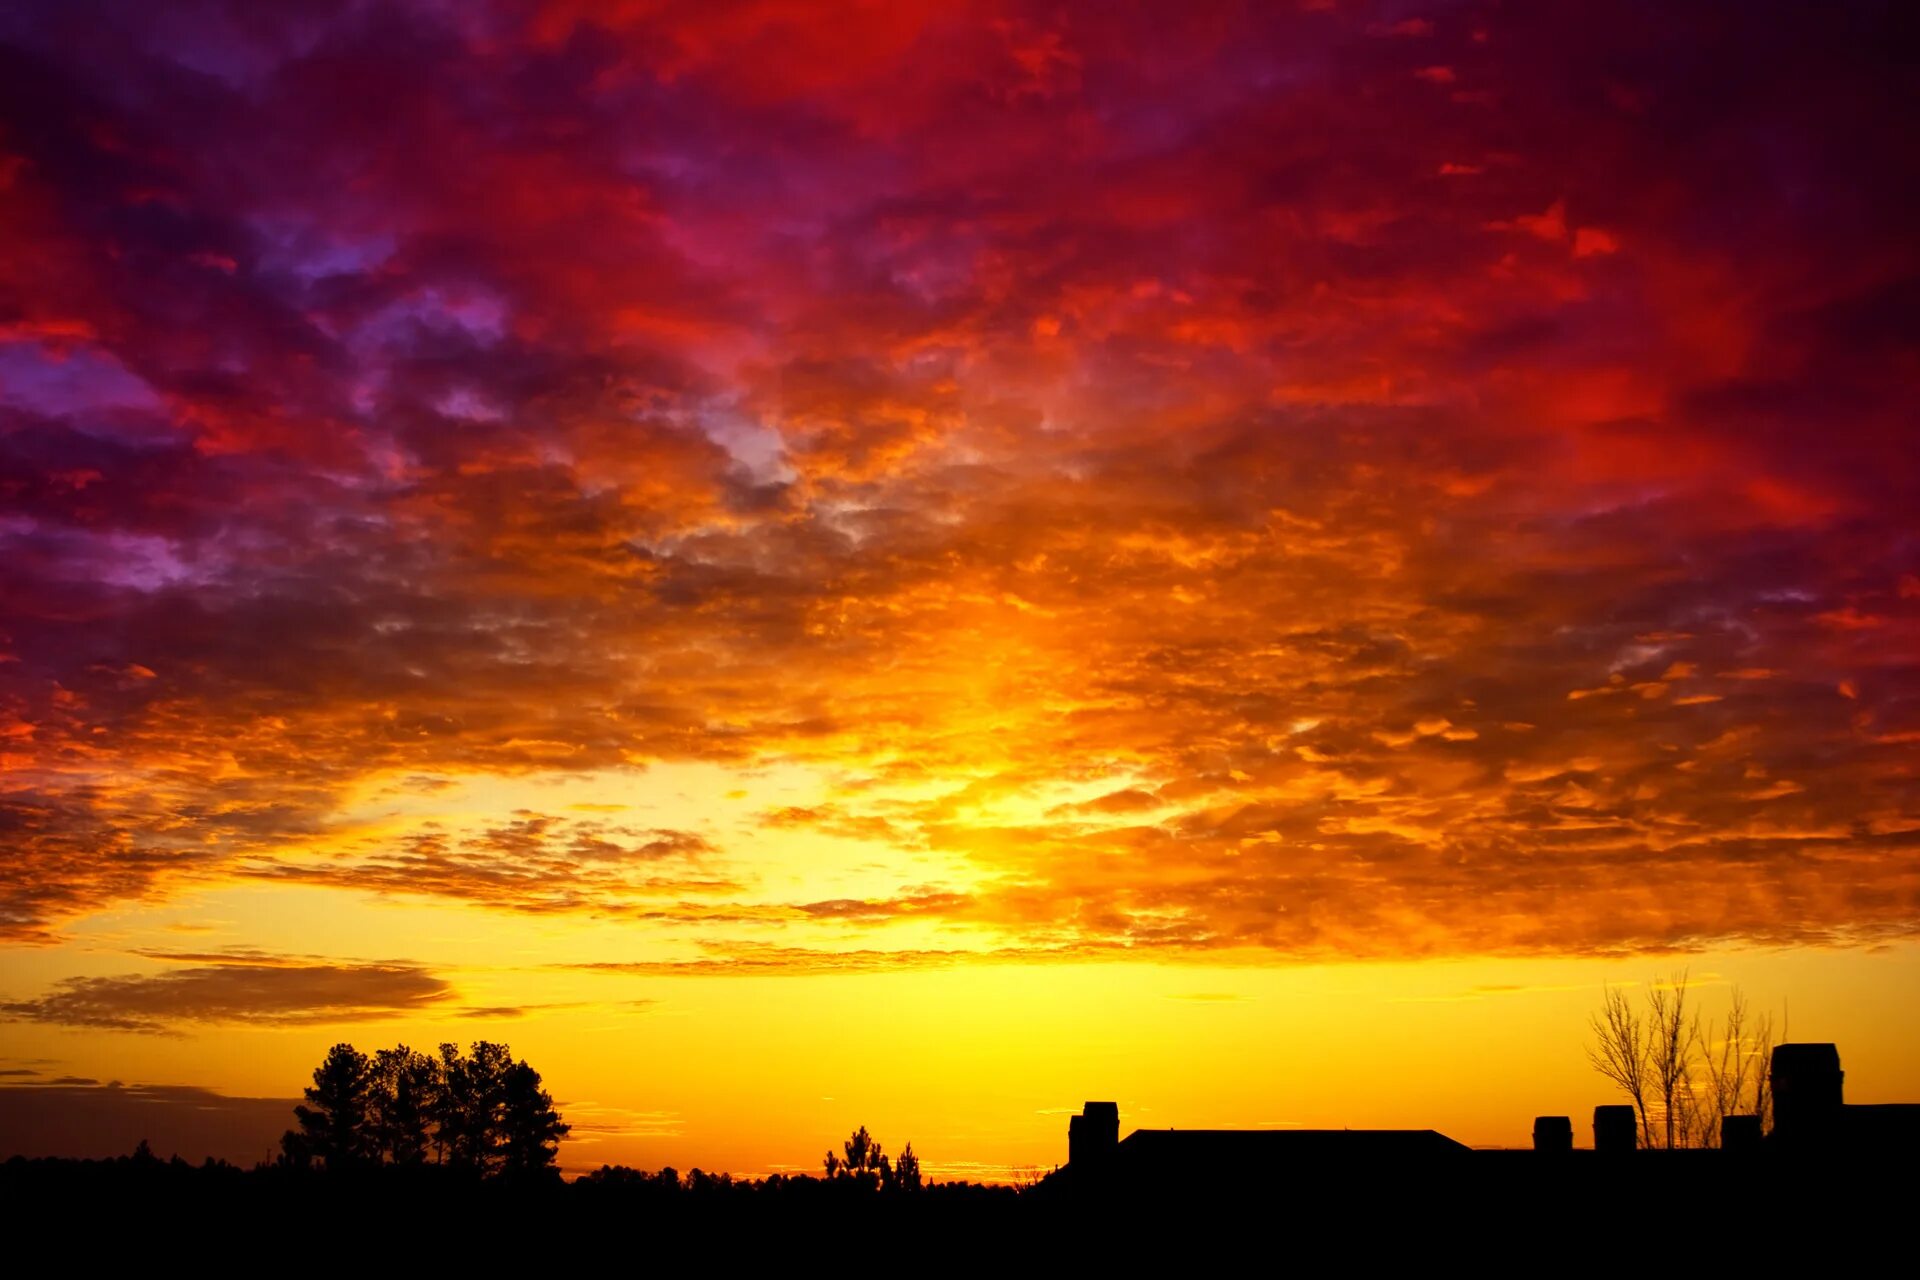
[2,0,1917,1177]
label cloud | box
[561,1103,684,1143]
[0,1080,296,1164]
[0,954,455,1033]
[0,0,1914,966]
[564,941,1130,977]
[794,892,976,923]
[235,815,735,916]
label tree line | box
[1587,972,1776,1148]
[280,1041,569,1178]
[277,1044,934,1194]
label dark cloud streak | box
[0,956,454,1033]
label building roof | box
[1773,1043,1841,1071]
[1113,1127,1472,1161]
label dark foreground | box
[6,1150,1913,1263]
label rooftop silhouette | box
[1045,1040,1920,1198]
[1058,1101,1470,1188]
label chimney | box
[1532,1116,1572,1153]
[1593,1105,1637,1153]
[1069,1101,1120,1167]
[1770,1043,1844,1147]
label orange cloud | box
[0,0,1915,971]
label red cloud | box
[0,0,1915,963]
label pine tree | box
[892,1141,922,1192]
[369,1045,441,1165]
[436,1040,515,1174]
[499,1058,570,1179]
[284,1043,376,1170]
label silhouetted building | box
[1108,1127,1473,1165]
[1769,1043,1920,1153]
[1721,1115,1761,1152]
[1068,1102,1119,1167]
[1840,1103,1920,1150]
[1055,1039,1917,1198]
[1771,1043,1844,1146]
[1593,1105,1637,1153]
[1058,1105,1470,1195]
[1532,1116,1572,1153]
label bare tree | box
[1647,970,1698,1149]
[1697,987,1777,1146]
[1750,1006,1777,1134]
[1586,984,1652,1147]
[1697,993,1737,1147]
[1592,978,1780,1149]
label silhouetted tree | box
[1587,985,1652,1146]
[280,1038,566,1177]
[499,1059,569,1179]
[369,1045,440,1165]
[276,1132,313,1169]
[844,1124,876,1174]
[284,1043,376,1170]
[823,1125,922,1190]
[839,1124,887,1187]
[687,1167,735,1194]
[1695,987,1775,1145]
[1647,971,1698,1149]
[1589,975,1776,1149]
[436,1040,514,1175]
[889,1141,922,1192]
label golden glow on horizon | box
[9,874,1920,1175]
[3,0,1919,1178]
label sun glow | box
[3,0,1918,1177]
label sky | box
[1,0,1917,1176]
